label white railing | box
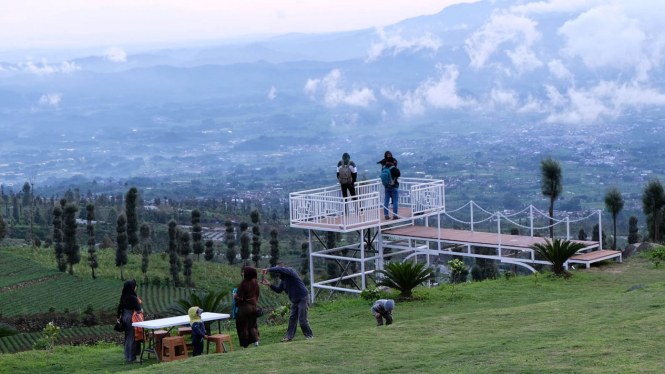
[290,178,445,230]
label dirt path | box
[0,274,63,294]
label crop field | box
[0,252,60,288]
[0,325,116,354]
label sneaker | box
[280,337,293,342]
[392,217,399,220]
[384,216,390,220]
[305,336,313,340]
[254,342,259,347]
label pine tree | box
[628,215,639,244]
[63,203,80,275]
[240,231,251,266]
[301,242,309,282]
[168,219,181,286]
[100,234,114,249]
[140,223,151,285]
[86,203,98,279]
[578,227,587,241]
[191,209,204,261]
[642,179,665,243]
[125,187,139,253]
[269,228,280,267]
[0,214,6,240]
[116,213,128,280]
[225,220,236,265]
[12,195,19,223]
[204,239,214,261]
[250,209,261,267]
[52,205,66,272]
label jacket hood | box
[189,306,202,324]
[342,153,351,163]
[384,151,392,159]
[121,280,137,297]
[243,266,258,281]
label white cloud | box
[268,86,277,100]
[464,13,541,71]
[381,64,474,116]
[490,87,518,108]
[104,47,127,62]
[518,95,545,113]
[511,0,602,15]
[366,28,441,62]
[548,60,573,80]
[39,93,62,107]
[19,59,81,75]
[304,69,376,107]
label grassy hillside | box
[1,253,665,373]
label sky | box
[0,0,476,50]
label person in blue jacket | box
[188,306,208,356]
[261,263,313,342]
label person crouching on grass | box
[188,306,208,356]
[372,299,394,326]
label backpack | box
[381,166,395,188]
[338,162,353,185]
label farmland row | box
[0,325,117,354]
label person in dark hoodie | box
[336,152,358,201]
[371,299,395,326]
[234,266,260,348]
[377,151,398,169]
[117,280,142,363]
[261,263,313,342]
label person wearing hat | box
[188,306,208,356]
[371,299,395,326]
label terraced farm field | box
[0,325,117,354]
[0,252,60,288]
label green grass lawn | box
[2,254,665,373]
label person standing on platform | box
[381,160,401,220]
[337,153,358,209]
[261,264,313,342]
[377,150,398,169]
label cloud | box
[381,64,474,116]
[39,93,62,107]
[548,60,573,80]
[366,28,441,62]
[511,0,602,15]
[464,13,542,72]
[490,88,518,108]
[268,86,276,100]
[19,59,81,75]
[304,69,376,107]
[104,47,127,62]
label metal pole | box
[470,201,474,232]
[566,217,570,240]
[437,211,441,251]
[530,205,534,237]
[598,210,603,251]
[497,212,501,248]
[308,230,314,303]
[360,229,366,289]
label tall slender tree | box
[642,179,665,243]
[86,203,98,279]
[168,219,181,286]
[225,220,236,265]
[604,186,624,250]
[181,230,193,285]
[204,239,214,261]
[540,157,563,239]
[269,228,280,267]
[250,209,261,267]
[125,187,139,253]
[63,203,80,275]
[140,222,151,285]
[577,228,587,241]
[116,213,128,280]
[240,228,251,266]
[0,214,6,240]
[52,205,66,272]
[191,209,204,261]
[628,215,639,244]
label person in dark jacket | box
[234,266,260,348]
[371,299,395,326]
[117,280,142,363]
[188,306,208,356]
[382,161,401,220]
[261,264,313,342]
[337,152,358,200]
[377,151,398,169]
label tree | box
[62,203,80,275]
[225,220,236,265]
[628,215,639,244]
[250,209,261,267]
[604,186,624,250]
[0,214,6,240]
[448,259,467,296]
[100,234,114,249]
[577,228,587,241]
[125,187,139,253]
[86,203,98,279]
[107,208,118,230]
[240,231,251,266]
[12,195,19,223]
[181,230,193,286]
[376,260,436,298]
[52,205,65,272]
[168,219,181,286]
[191,209,204,261]
[325,231,339,280]
[269,229,280,267]
[540,157,563,239]
[642,179,665,243]
[301,242,309,281]
[140,223,151,284]
[204,239,214,261]
[116,213,128,280]
[531,238,586,276]
[470,247,499,282]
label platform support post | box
[497,212,501,249]
[308,229,314,303]
[598,210,603,251]
[530,205,534,237]
[360,229,366,290]
[470,201,474,232]
[566,217,570,240]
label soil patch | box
[0,274,63,294]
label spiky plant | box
[531,238,586,276]
[169,290,232,333]
[376,260,436,298]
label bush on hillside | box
[376,260,436,298]
[531,238,586,276]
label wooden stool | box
[206,334,233,354]
[178,327,192,336]
[149,330,168,360]
[161,336,188,362]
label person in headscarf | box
[234,266,260,348]
[117,280,142,363]
[188,306,207,356]
[377,151,398,169]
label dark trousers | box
[286,296,313,339]
[192,335,204,356]
[341,183,356,199]
[376,311,393,326]
[122,309,137,362]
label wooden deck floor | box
[290,207,420,231]
[383,226,598,250]
[569,250,622,261]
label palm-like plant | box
[169,290,232,333]
[604,186,624,250]
[376,260,436,297]
[540,157,563,239]
[531,238,586,276]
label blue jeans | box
[384,187,399,217]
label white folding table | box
[133,312,230,363]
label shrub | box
[360,286,381,301]
[376,260,436,298]
[531,238,586,276]
[448,259,468,297]
[648,246,665,267]
[0,323,18,338]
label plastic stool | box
[149,330,168,360]
[206,334,233,353]
[161,336,188,362]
